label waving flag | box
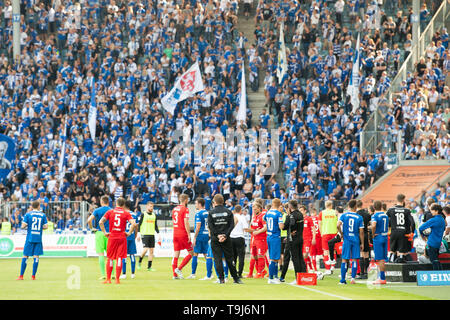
[161,62,205,115]
[58,118,67,184]
[88,79,97,141]
[236,61,247,122]
[277,22,288,84]
[0,134,15,182]
[347,33,361,113]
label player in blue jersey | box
[337,199,364,284]
[370,201,389,285]
[17,201,48,280]
[262,198,285,284]
[120,200,141,279]
[87,195,112,279]
[187,198,210,279]
[198,240,224,281]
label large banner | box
[0,228,190,258]
[0,134,15,182]
[417,270,450,286]
[0,234,91,258]
[361,165,450,207]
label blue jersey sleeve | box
[23,213,30,226]
[195,212,201,226]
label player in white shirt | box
[230,205,250,278]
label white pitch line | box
[288,283,353,300]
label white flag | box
[347,33,361,113]
[161,62,205,115]
[236,61,247,122]
[58,119,67,184]
[277,22,288,84]
[88,80,97,141]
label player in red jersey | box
[302,205,317,272]
[171,194,194,279]
[99,197,136,284]
[250,199,268,278]
[245,199,263,278]
[309,208,323,272]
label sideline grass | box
[0,257,445,300]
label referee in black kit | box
[208,194,244,284]
[279,200,305,283]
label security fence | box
[360,130,403,167]
[1,201,93,233]
[390,0,450,93]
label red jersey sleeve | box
[124,211,132,222]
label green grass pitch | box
[1,257,449,300]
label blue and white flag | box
[88,79,97,141]
[0,134,15,182]
[277,22,288,84]
[58,119,67,184]
[161,62,204,115]
[236,61,247,122]
[347,33,361,113]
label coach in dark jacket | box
[280,200,306,282]
[207,194,243,284]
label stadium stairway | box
[236,7,274,130]
[236,7,281,195]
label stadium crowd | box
[255,0,448,208]
[0,0,448,232]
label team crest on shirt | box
[180,71,196,92]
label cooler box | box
[296,273,317,285]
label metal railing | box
[360,0,450,157]
[360,130,403,164]
[390,0,450,93]
[1,201,93,232]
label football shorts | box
[23,241,43,257]
[173,236,193,252]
